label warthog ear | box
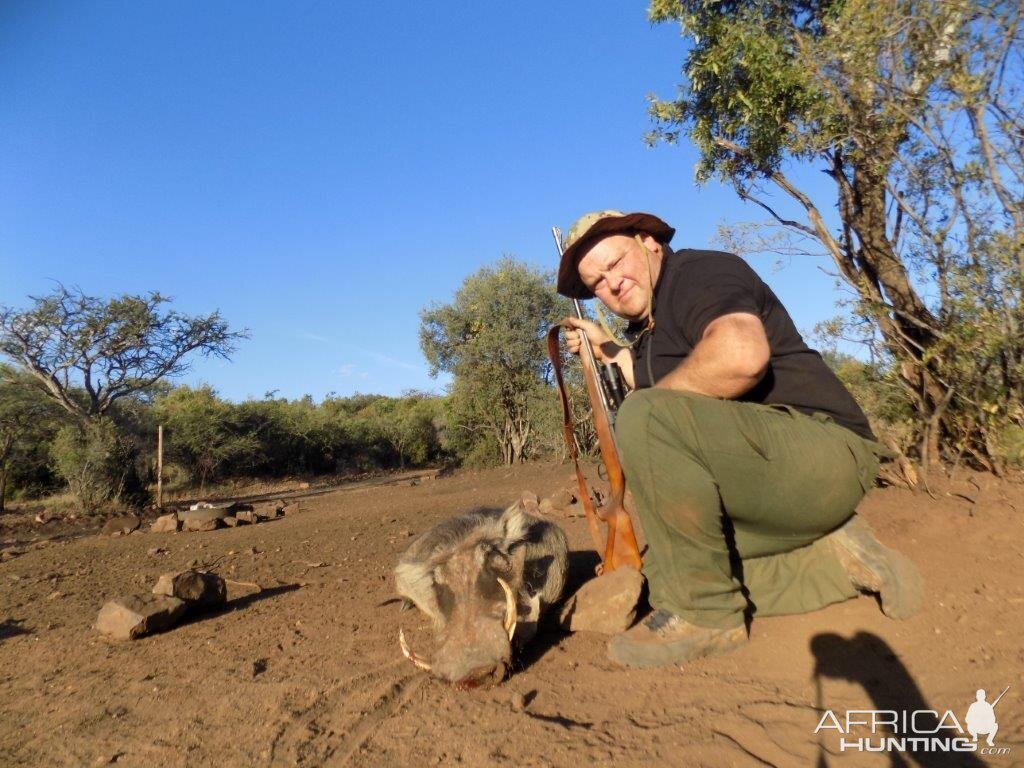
[499,503,531,544]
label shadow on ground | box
[811,631,986,768]
[0,618,31,642]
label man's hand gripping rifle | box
[547,226,643,574]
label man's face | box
[576,233,663,322]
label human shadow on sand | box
[811,631,986,768]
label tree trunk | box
[850,165,948,462]
[0,469,7,515]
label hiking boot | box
[827,515,923,619]
[607,609,747,669]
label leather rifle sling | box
[547,324,642,572]
[547,324,605,557]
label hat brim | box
[556,212,675,299]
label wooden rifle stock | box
[548,228,642,574]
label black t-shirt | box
[627,248,875,440]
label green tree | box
[648,0,1023,469]
[357,394,441,468]
[156,385,259,492]
[420,258,570,465]
[0,367,64,512]
[0,285,246,422]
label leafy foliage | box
[50,419,135,513]
[0,367,65,512]
[420,258,572,465]
[156,386,260,492]
[649,0,1023,470]
[0,285,247,421]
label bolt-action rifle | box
[547,226,643,574]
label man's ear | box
[637,232,662,255]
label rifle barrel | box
[553,227,619,421]
[992,686,1010,708]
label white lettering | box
[935,710,964,733]
[846,710,872,731]
[910,710,941,733]
[814,710,843,733]
[874,710,898,732]
[840,737,862,752]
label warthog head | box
[394,503,566,690]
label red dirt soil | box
[1,461,1022,767]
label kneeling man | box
[558,210,922,668]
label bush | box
[991,420,1024,468]
[50,419,134,513]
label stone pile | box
[146,500,299,534]
[95,568,227,640]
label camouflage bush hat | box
[556,210,676,299]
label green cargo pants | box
[615,388,884,630]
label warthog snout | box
[394,503,568,688]
[399,576,517,688]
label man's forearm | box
[654,323,767,399]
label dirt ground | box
[1,461,1022,768]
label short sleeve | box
[672,254,765,343]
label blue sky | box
[1,1,852,402]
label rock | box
[281,502,300,515]
[223,516,239,527]
[183,517,222,532]
[0,548,24,562]
[510,692,526,712]
[298,481,310,490]
[235,509,258,524]
[549,487,577,510]
[257,504,281,520]
[101,515,141,537]
[147,547,167,556]
[150,513,180,533]
[179,508,228,524]
[189,501,214,511]
[226,502,254,514]
[152,569,227,608]
[96,594,187,640]
[559,567,645,635]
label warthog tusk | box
[497,577,517,641]
[398,627,432,671]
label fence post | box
[157,424,163,509]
